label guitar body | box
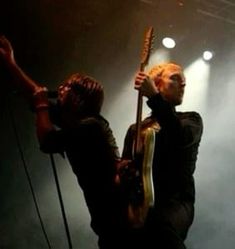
[128,121,160,228]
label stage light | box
[162,37,176,49]
[203,51,213,61]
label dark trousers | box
[98,227,186,249]
[98,200,193,249]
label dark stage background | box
[0,0,235,248]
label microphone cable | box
[7,96,52,248]
[49,153,73,248]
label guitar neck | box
[134,91,143,156]
[134,63,145,156]
[134,26,154,158]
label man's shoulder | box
[80,115,108,128]
[177,111,203,142]
[176,111,203,126]
[80,115,116,141]
[61,116,105,139]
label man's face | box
[58,81,73,106]
[57,81,84,117]
[157,64,186,106]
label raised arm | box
[0,35,42,99]
[0,36,55,147]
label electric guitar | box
[127,27,161,228]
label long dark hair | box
[59,73,104,115]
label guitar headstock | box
[140,27,154,69]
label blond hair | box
[148,62,182,84]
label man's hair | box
[59,73,104,115]
[148,62,182,84]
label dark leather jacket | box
[122,94,203,205]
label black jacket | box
[40,104,122,235]
[122,94,203,205]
